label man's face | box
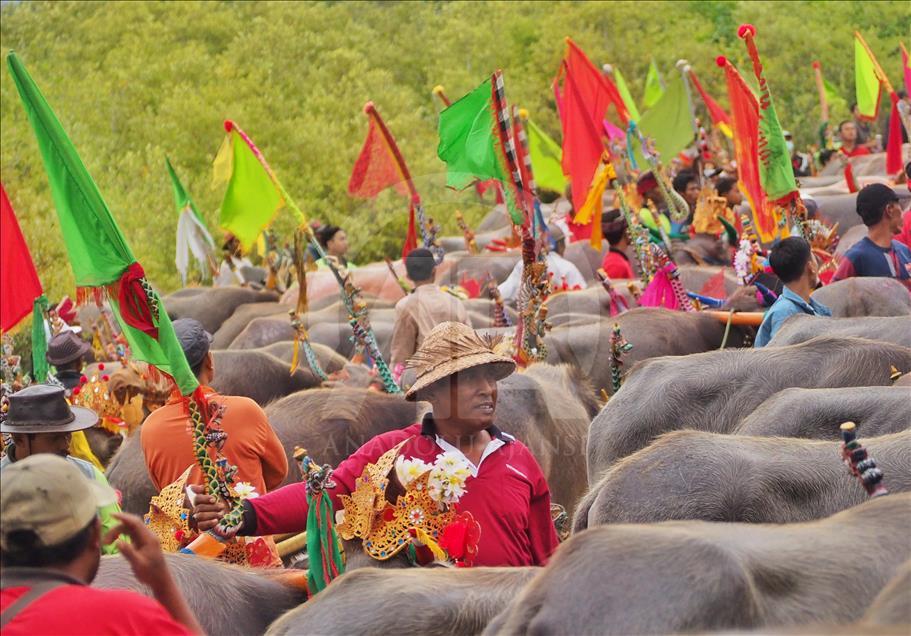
[643,187,661,206]
[840,122,857,143]
[14,431,72,458]
[427,365,499,432]
[328,231,349,256]
[885,201,903,234]
[684,181,700,206]
[725,188,743,206]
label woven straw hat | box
[404,322,515,401]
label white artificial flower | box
[233,482,259,499]
[395,456,432,488]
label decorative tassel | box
[609,323,633,394]
[840,422,888,498]
[595,269,629,316]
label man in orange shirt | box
[140,319,287,498]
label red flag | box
[901,42,911,96]
[717,56,775,242]
[1,183,43,332]
[348,102,418,257]
[688,68,733,135]
[885,92,903,176]
[556,39,628,227]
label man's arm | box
[91,466,123,555]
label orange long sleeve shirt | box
[140,388,288,496]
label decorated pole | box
[608,323,633,394]
[289,230,328,381]
[811,61,830,125]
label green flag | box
[854,34,882,120]
[8,52,198,396]
[166,156,205,224]
[823,78,849,120]
[525,118,567,194]
[643,59,665,109]
[634,73,693,165]
[614,67,641,122]
[438,76,523,224]
[213,127,284,252]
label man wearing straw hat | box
[191,322,560,566]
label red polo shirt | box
[1,574,190,636]
[246,417,559,567]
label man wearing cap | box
[832,184,911,291]
[390,248,469,372]
[191,322,560,567]
[0,454,201,635]
[498,225,586,301]
[0,385,122,554]
[140,318,287,498]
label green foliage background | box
[2,0,908,301]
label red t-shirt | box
[601,248,634,280]
[1,584,191,636]
[248,420,559,567]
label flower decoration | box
[232,482,259,499]
[428,451,471,505]
[395,456,432,488]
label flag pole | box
[811,61,830,124]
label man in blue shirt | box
[755,237,832,347]
[832,183,911,291]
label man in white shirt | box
[498,225,587,301]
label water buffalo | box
[863,560,911,626]
[574,430,911,530]
[586,336,911,481]
[266,567,537,636]
[438,253,522,287]
[545,308,752,399]
[255,341,348,375]
[164,287,280,334]
[542,285,638,318]
[105,431,155,515]
[213,302,288,348]
[734,386,911,440]
[485,494,911,635]
[94,553,305,636]
[210,350,321,406]
[811,277,911,317]
[769,315,911,348]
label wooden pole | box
[812,61,829,124]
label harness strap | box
[0,580,67,628]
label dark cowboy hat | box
[45,330,91,367]
[0,384,98,434]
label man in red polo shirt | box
[837,121,872,158]
[0,455,201,635]
[192,322,559,567]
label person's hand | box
[186,484,230,532]
[103,513,169,591]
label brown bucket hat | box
[404,322,516,401]
[0,384,98,434]
[45,330,91,366]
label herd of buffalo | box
[84,157,911,635]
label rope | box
[719,309,735,350]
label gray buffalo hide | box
[586,336,911,481]
[575,430,911,530]
[164,287,279,334]
[485,494,911,635]
[769,314,911,348]
[811,277,911,317]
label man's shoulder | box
[892,240,911,258]
[217,395,269,427]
